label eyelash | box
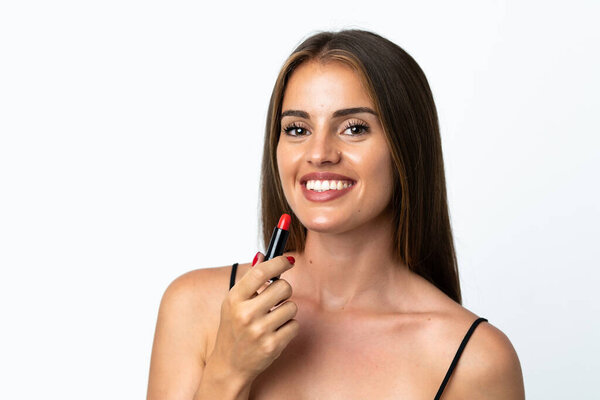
[282,120,370,137]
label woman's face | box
[276,60,394,234]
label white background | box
[1,1,598,398]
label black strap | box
[229,263,238,290]
[434,317,488,400]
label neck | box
[290,209,411,312]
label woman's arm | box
[147,268,251,400]
[147,256,298,400]
[147,268,224,400]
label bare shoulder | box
[407,273,524,398]
[147,263,250,399]
[443,313,526,399]
[163,264,235,309]
[156,263,253,348]
[160,266,229,322]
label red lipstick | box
[265,214,291,282]
[277,213,291,230]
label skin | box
[147,61,526,399]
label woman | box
[147,29,525,399]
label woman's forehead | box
[282,60,374,113]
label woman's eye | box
[282,124,309,136]
[282,122,369,137]
[342,123,369,136]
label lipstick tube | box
[264,214,291,282]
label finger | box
[262,301,298,332]
[252,251,265,267]
[249,279,293,314]
[234,256,294,300]
[256,281,270,295]
[247,252,266,299]
[273,319,300,350]
[249,281,270,299]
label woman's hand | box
[205,253,299,385]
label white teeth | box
[305,179,354,192]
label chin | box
[298,213,354,234]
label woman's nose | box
[305,131,341,166]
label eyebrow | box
[280,107,377,119]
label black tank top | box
[228,262,487,399]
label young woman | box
[147,29,525,399]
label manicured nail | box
[252,252,260,267]
[286,256,295,265]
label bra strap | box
[229,263,239,290]
[434,317,488,399]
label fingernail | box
[286,256,295,265]
[252,252,260,267]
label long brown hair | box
[260,29,462,304]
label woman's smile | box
[298,171,357,202]
[301,179,356,202]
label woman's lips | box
[300,182,355,202]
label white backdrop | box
[1,1,598,398]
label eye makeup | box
[281,119,370,137]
